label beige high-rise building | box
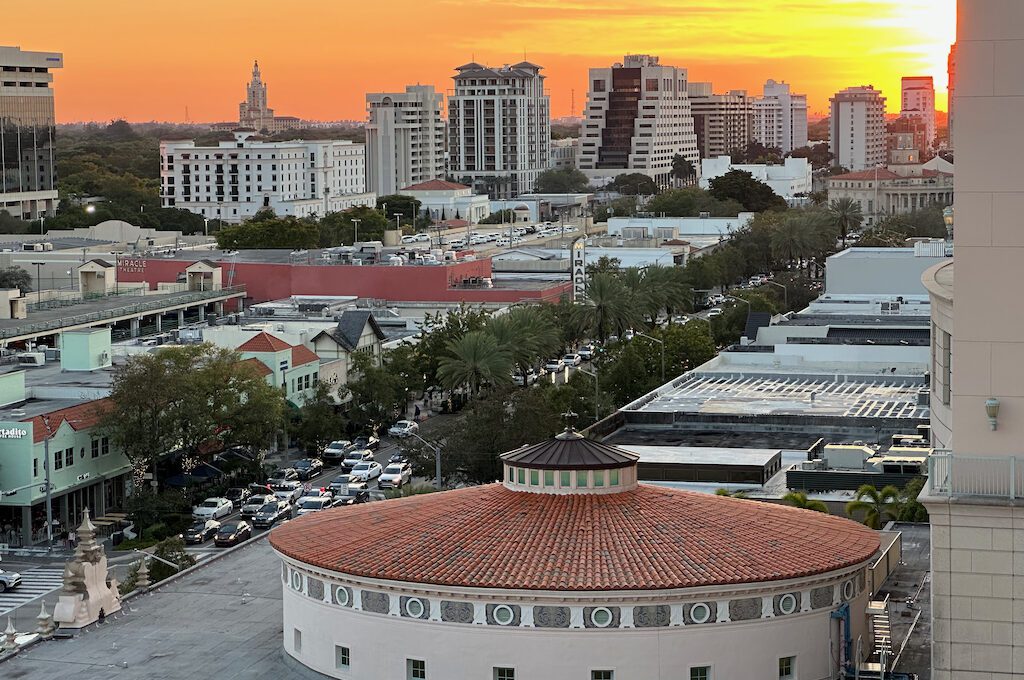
[365,85,445,197]
[751,79,807,154]
[922,1,1024,678]
[900,76,936,148]
[687,82,753,159]
[829,86,887,171]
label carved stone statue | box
[52,508,122,629]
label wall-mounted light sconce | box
[986,397,1001,431]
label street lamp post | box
[203,218,209,237]
[41,414,56,553]
[576,365,601,424]
[407,431,443,490]
[763,280,788,310]
[351,218,361,245]
[634,331,665,383]
[31,261,44,304]
[393,214,402,235]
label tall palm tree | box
[828,197,864,247]
[782,491,829,514]
[437,331,512,394]
[845,484,901,529]
[487,306,560,382]
[770,215,810,270]
[571,273,644,342]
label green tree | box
[571,273,644,342]
[487,306,561,383]
[893,477,929,522]
[594,197,638,221]
[670,154,696,183]
[587,256,622,275]
[782,491,829,513]
[376,194,421,227]
[0,266,32,292]
[845,484,901,529]
[608,173,658,196]
[414,306,492,388]
[319,206,390,245]
[730,141,782,164]
[645,189,697,217]
[437,331,513,393]
[293,381,345,455]
[534,168,590,193]
[346,352,409,433]
[828,197,864,246]
[787,143,833,170]
[216,214,320,249]
[478,209,516,225]
[708,169,787,212]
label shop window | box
[335,645,350,669]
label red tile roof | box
[270,484,879,591]
[237,331,292,353]
[291,345,320,367]
[239,357,273,377]
[402,179,470,191]
[21,398,112,444]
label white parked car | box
[388,420,419,438]
[545,357,565,372]
[296,496,333,516]
[192,497,233,521]
[350,461,383,482]
[707,308,724,318]
[378,463,413,489]
[495,238,510,247]
[270,481,304,504]
[414,233,431,242]
[342,449,375,471]
[577,344,595,360]
[400,235,418,244]
[622,329,635,342]
[563,353,582,367]
[513,368,539,386]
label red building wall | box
[116,257,569,304]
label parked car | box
[545,357,565,372]
[622,329,635,341]
[342,449,375,472]
[322,440,352,464]
[183,519,220,544]
[192,497,233,521]
[413,233,431,242]
[296,496,333,516]
[0,568,21,593]
[267,468,298,485]
[563,353,582,367]
[292,458,324,481]
[252,501,291,529]
[387,453,409,465]
[333,487,370,506]
[241,494,276,518]
[270,481,304,504]
[378,463,413,489]
[349,461,383,482]
[707,307,724,318]
[214,521,253,547]
[513,368,539,386]
[353,434,380,450]
[388,420,419,438]
[223,487,252,507]
[577,344,595,360]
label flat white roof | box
[620,445,782,466]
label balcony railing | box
[928,450,1024,499]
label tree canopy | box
[708,170,788,212]
[0,266,32,292]
[534,168,590,193]
[608,173,658,196]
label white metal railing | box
[928,450,1024,499]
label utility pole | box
[408,431,443,490]
[41,415,55,553]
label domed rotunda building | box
[270,429,880,680]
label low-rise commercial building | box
[699,156,811,200]
[399,180,490,224]
[826,167,953,226]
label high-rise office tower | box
[577,55,699,187]
[448,61,550,199]
[829,86,887,171]
[900,76,936,148]
[365,85,445,197]
[687,82,753,159]
[923,2,1024,678]
[0,46,63,221]
[751,79,808,154]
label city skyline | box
[3,0,955,123]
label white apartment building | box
[921,3,1024,679]
[0,46,63,221]
[687,82,753,159]
[365,85,445,197]
[159,131,375,223]
[751,79,808,154]
[577,55,699,188]
[900,76,936,148]
[699,156,811,200]
[448,61,550,200]
[549,137,578,170]
[829,86,887,172]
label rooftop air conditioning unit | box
[699,211,710,219]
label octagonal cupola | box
[499,424,638,495]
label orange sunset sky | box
[4,0,956,123]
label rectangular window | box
[779,656,795,679]
[690,668,710,680]
[91,440,100,458]
[543,470,554,486]
[592,672,614,680]
[507,467,514,482]
[102,437,110,455]
[33,458,39,477]
[610,469,620,486]
[494,669,515,680]
[65,448,74,467]
[560,470,571,487]
[645,78,659,91]
[517,468,525,484]
[593,470,605,487]
[335,645,350,669]
[577,470,588,488]
[592,79,606,93]
[54,450,62,470]
[407,659,426,679]
[293,629,302,652]
[529,469,539,486]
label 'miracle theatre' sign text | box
[571,237,587,301]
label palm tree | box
[487,306,560,383]
[845,484,901,529]
[828,197,864,247]
[571,273,644,342]
[437,331,512,394]
[782,491,829,513]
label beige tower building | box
[923,1,1024,678]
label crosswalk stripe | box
[0,567,66,616]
